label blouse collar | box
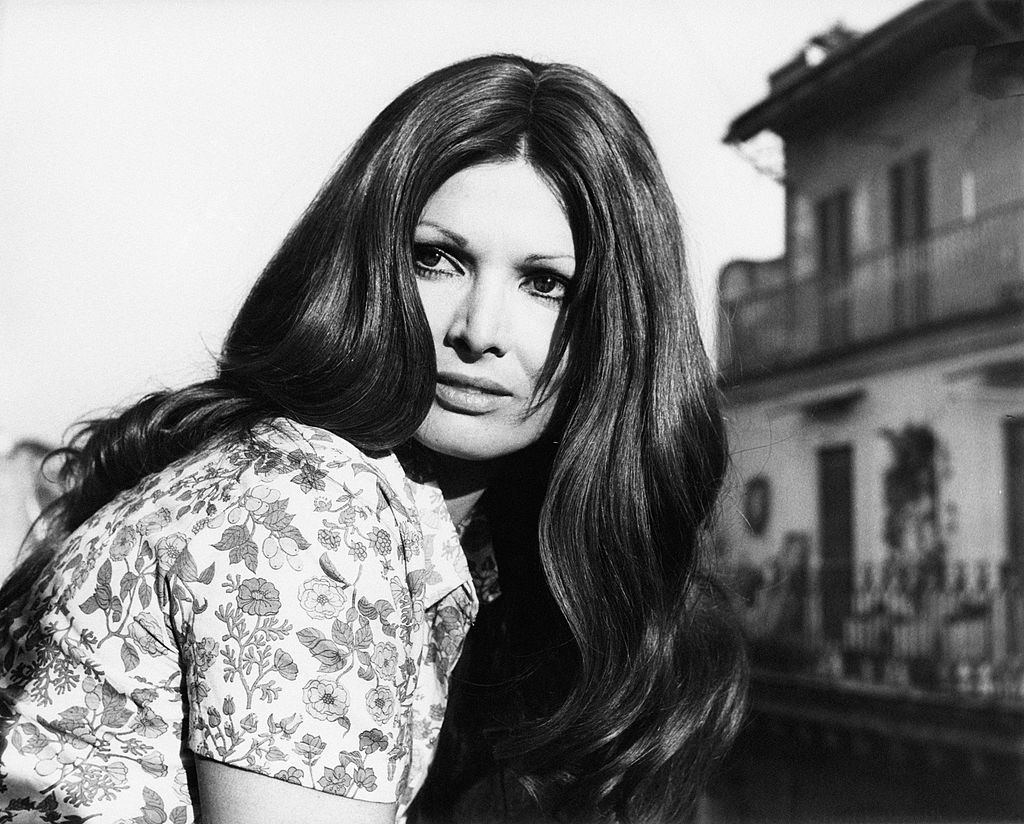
[373,450,479,620]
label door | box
[819,445,854,641]
[1007,418,1024,567]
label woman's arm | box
[196,757,397,824]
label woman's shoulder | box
[247,417,404,485]
[59,418,415,581]
[105,418,405,521]
[172,417,396,482]
[48,417,425,634]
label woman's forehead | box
[417,160,575,262]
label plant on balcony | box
[880,423,946,593]
[728,537,818,674]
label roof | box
[725,0,1024,143]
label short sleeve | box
[170,427,420,802]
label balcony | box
[717,554,1024,821]
[733,555,1024,697]
[719,200,1024,383]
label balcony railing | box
[719,200,1024,381]
[731,555,1024,703]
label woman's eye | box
[413,244,460,277]
[524,273,567,301]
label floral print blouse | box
[0,418,479,823]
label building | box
[713,2,1024,819]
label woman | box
[0,55,746,823]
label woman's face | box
[412,159,575,462]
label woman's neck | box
[425,452,500,528]
[443,487,486,531]
[432,456,495,528]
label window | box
[816,189,851,347]
[889,151,930,246]
[817,189,851,279]
[889,152,930,328]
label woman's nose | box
[445,275,509,358]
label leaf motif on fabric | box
[94,582,112,611]
[119,572,139,602]
[318,553,349,585]
[197,562,216,585]
[138,580,153,609]
[212,525,258,571]
[259,498,294,532]
[121,640,141,672]
[99,683,133,729]
[141,785,166,824]
[169,548,199,583]
[278,524,311,553]
[353,623,373,650]
[297,628,347,672]
[406,569,425,602]
[291,464,328,494]
[58,706,89,726]
[331,619,354,649]
[273,649,299,681]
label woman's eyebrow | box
[415,221,468,249]
[416,220,574,266]
[523,253,575,263]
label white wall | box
[720,342,1024,576]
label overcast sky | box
[0,0,917,445]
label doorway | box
[818,444,854,641]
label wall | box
[719,341,1024,576]
[785,46,1024,281]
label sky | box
[0,0,919,445]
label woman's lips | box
[434,374,512,415]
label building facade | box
[714,2,1024,819]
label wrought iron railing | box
[719,201,1024,381]
[730,555,1024,703]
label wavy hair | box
[5,55,746,822]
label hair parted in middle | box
[37,54,745,823]
[224,53,719,458]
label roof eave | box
[724,0,1012,144]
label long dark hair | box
[7,55,745,822]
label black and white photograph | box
[1,1,1022,821]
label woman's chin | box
[413,408,537,463]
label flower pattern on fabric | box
[303,677,351,725]
[0,419,476,823]
[298,578,348,620]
